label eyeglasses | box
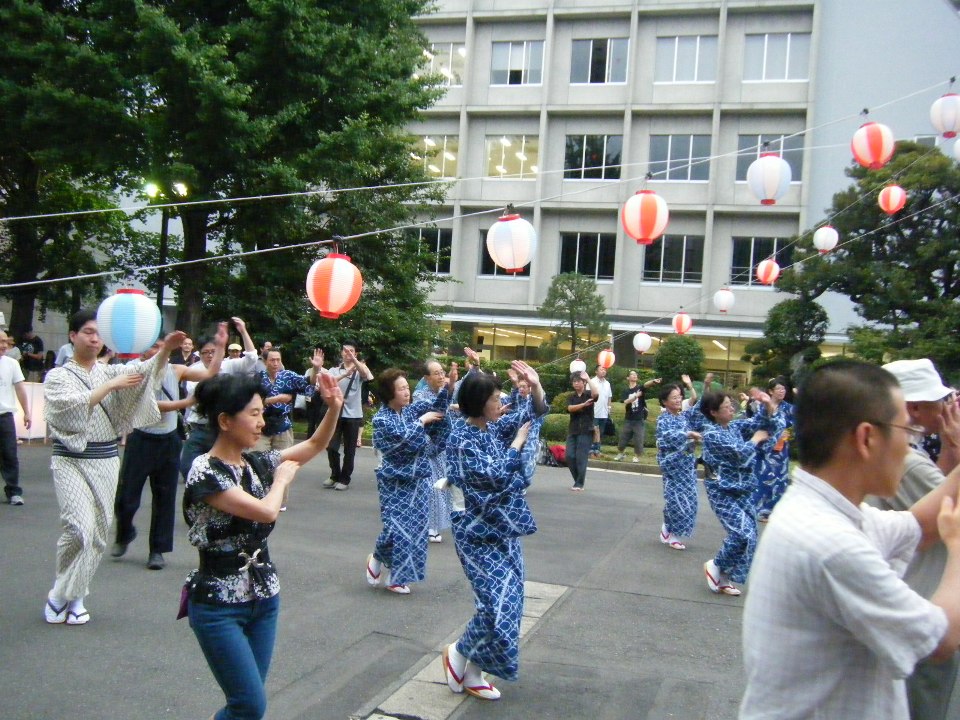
[200,349,216,356]
[869,421,926,444]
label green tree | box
[0,1,143,334]
[778,141,960,372]
[741,297,827,379]
[653,335,705,382]
[127,0,446,348]
[538,273,609,355]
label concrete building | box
[410,0,960,383]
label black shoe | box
[147,552,165,570]
[111,529,136,558]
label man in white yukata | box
[741,359,960,720]
[43,309,185,626]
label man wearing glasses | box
[741,360,960,720]
[870,359,960,720]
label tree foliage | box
[537,273,609,355]
[778,141,960,372]
[741,297,827,380]
[653,335,705,382]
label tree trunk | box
[175,208,210,338]
[6,164,42,337]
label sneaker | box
[366,554,382,586]
[704,559,722,594]
[631,456,640,464]
[333,482,349,491]
[147,552,165,570]
[44,595,68,624]
[322,478,336,489]
[9,495,24,506]
[614,453,624,462]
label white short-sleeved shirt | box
[0,355,25,413]
[740,467,947,720]
[591,377,612,420]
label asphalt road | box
[1,442,748,720]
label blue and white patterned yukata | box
[655,401,702,538]
[751,401,794,520]
[371,388,449,585]
[701,408,786,583]
[413,385,453,533]
[446,396,544,682]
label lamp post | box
[145,182,188,306]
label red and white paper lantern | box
[306,253,363,319]
[712,287,735,313]
[930,93,960,139]
[878,185,907,215]
[486,213,537,273]
[812,225,839,254]
[746,154,792,205]
[851,122,895,170]
[632,332,653,354]
[597,349,616,369]
[96,288,162,358]
[672,312,692,335]
[621,190,669,245]
[756,259,781,285]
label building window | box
[485,135,538,179]
[479,232,531,277]
[421,43,466,87]
[649,135,711,181]
[559,232,616,280]
[414,228,452,275]
[411,135,459,178]
[564,135,622,180]
[654,35,717,83]
[914,134,938,148]
[730,236,793,286]
[570,38,629,84]
[491,41,544,85]
[736,134,803,182]
[743,32,811,81]
[642,234,704,284]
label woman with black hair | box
[751,377,795,522]
[365,366,452,594]
[441,361,548,702]
[699,389,785,596]
[182,372,342,720]
[654,374,701,550]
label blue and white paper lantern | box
[96,289,161,357]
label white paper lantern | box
[486,213,537,273]
[96,289,162,358]
[632,332,653,353]
[713,287,735,313]
[569,359,586,374]
[812,226,839,254]
[930,93,960,139]
[747,153,792,205]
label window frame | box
[559,231,617,281]
[414,227,453,275]
[648,134,712,182]
[730,236,793,287]
[743,32,811,82]
[642,234,704,285]
[490,40,545,86]
[485,134,539,180]
[478,231,532,278]
[422,42,466,87]
[563,134,623,180]
[735,133,804,183]
[412,134,459,179]
[654,34,718,84]
[570,37,629,85]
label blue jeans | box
[188,594,280,720]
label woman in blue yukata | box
[442,361,548,702]
[366,366,454,594]
[183,372,342,720]
[655,374,701,550]
[750,377,795,522]
[699,389,786,596]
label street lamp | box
[145,182,188,306]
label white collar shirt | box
[740,467,946,720]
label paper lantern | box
[746,154,792,205]
[306,253,363,319]
[632,332,653,353]
[672,312,692,335]
[851,122,894,170]
[878,185,907,215]
[569,359,586,375]
[812,225,839,254]
[96,289,161,358]
[756,259,781,285]
[930,93,960,139]
[713,287,735,313]
[597,349,615,369]
[954,140,960,163]
[486,213,537,273]
[621,190,669,244]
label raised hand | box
[681,374,692,387]
[447,361,459,388]
[464,347,480,365]
[420,411,445,426]
[231,317,247,333]
[311,348,325,370]
[162,330,188,352]
[318,372,343,405]
[511,360,540,387]
[213,322,228,347]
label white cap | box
[882,359,952,402]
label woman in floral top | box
[183,372,342,720]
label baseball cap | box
[227,343,242,352]
[882,359,952,402]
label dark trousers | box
[115,429,182,554]
[566,433,592,488]
[180,423,215,481]
[0,413,21,499]
[305,398,326,438]
[327,417,363,486]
